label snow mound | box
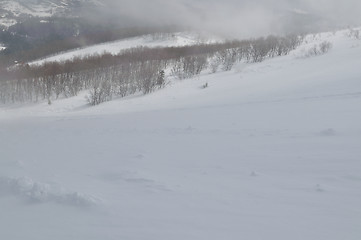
[0,176,99,207]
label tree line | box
[0,34,303,105]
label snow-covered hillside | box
[30,32,218,65]
[0,0,103,28]
[1,28,361,240]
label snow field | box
[0,28,361,240]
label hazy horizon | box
[94,0,361,38]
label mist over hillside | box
[2,0,361,35]
[0,0,360,73]
[98,0,361,37]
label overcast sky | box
[100,0,361,37]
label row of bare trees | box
[0,34,303,105]
[0,61,166,105]
[87,62,166,105]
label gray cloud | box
[99,0,361,37]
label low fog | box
[97,0,361,38]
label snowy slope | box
[0,0,52,18]
[0,0,103,28]
[1,29,361,240]
[30,32,217,65]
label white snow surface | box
[31,32,214,65]
[1,29,361,240]
[0,0,103,28]
[0,1,52,18]
[0,43,6,51]
[0,18,17,28]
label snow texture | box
[0,176,99,206]
[1,28,361,240]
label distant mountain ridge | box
[0,0,183,66]
[0,0,104,28]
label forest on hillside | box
[0,33,303,105]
